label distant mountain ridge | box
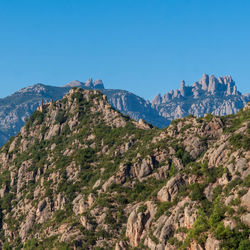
[63,78,104,89]
[0,74,249,146]
[152,74,249,119]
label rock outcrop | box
[157,174,186,202]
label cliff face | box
[0,88,249,249]
[152,74,250,119]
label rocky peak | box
[64,78,105,90]
[199,73,209,90]
[85,77,93,88]
[180,80,186,96]
[63,80,84,88]
[93,79,104,89]
[207,74,218,94]
[17,83,47,94]
[151,93,162,105]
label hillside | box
[0,88,249,249]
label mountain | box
[152,74,250,120]
[0,74,249,146]
[0,80,169,146]
[0,88,249,249]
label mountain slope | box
[0,88,249,249]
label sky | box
[0,0,249,100]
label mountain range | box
[0,74,249,146]
[0,88,249,249]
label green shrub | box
[180,124,192,133]
[71,92,83,102]
[138,204,147,213]
[187,210,209,245]
[30,110,45,125]
[169,163,177,178]
[223,108,250,133]
[54,210,67,223]
[55,110,67,125]
[212,185,222,200]
[224,177,243,195]
[75,148,96,166]
[23,238,39,250]
[243,175,250,187]
[189,183,205,201]
[204,113,213,122]
[61,124,70,135]
[214,222,233,240]
[168,237,182,247]
[155,202,172,220]
[208,199,225,230]
[238,239,250,250]
[230,133,250,151]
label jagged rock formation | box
[152,74,250,119]
[0,88,249,249]
[63,78,104,90]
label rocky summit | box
[0,74,249,147]
[0,88,249,249]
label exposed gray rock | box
[241,213,250,227]
[132,156,155,181]
[183,136,207,159]
[19,209,36,240]
[126,202,157,247]
[157,174,185,202]
[241,189,250,211]
[115,241,128,250]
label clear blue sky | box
[0,0,249,100]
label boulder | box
[241,189,250,211]
[241,213,250,227]
[133,156,155,181]
[157,174,185,202]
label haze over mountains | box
[0,74,249,146]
